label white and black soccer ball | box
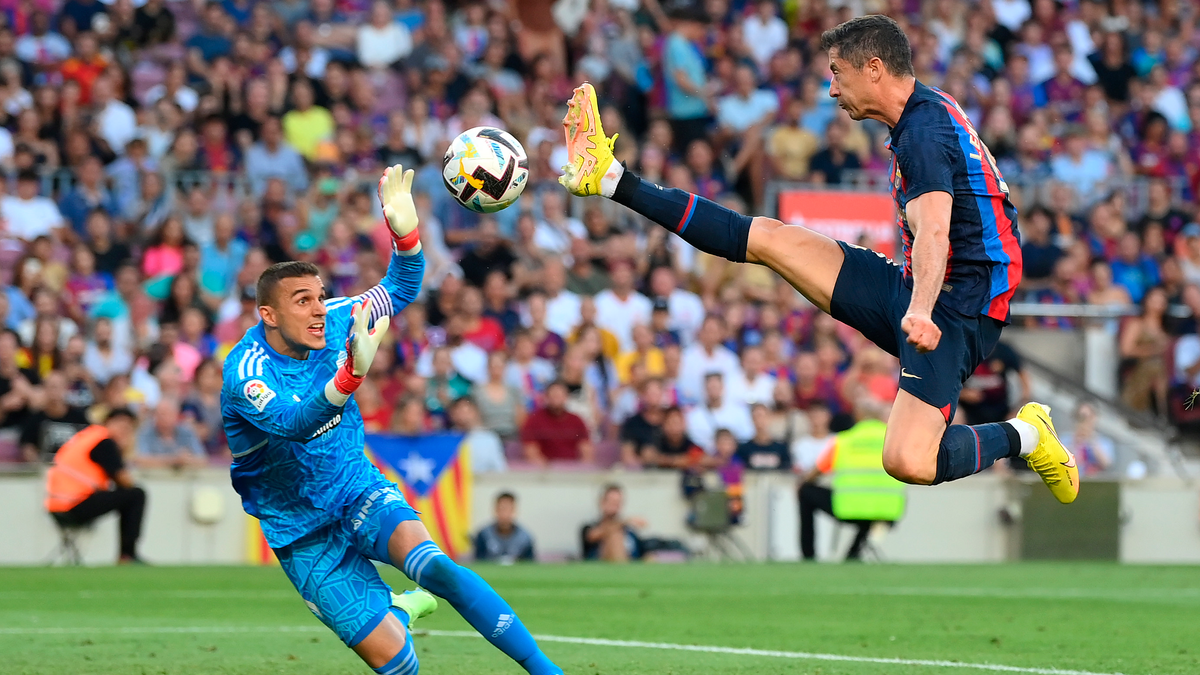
[441,126,529,214]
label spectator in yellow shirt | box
[614,324,666,384]
[281,79,334,160]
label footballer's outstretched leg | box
[559,34,1078,505]
[384,520,564,675]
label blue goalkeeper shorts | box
[273,482,420,646]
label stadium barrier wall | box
[0,471,1197,565]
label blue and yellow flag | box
[365,433,473,560]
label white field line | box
[0,625,1131,675]
[428,630,1131,675]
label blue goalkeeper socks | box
[611,169,752,263]
[402,541,562,675]
[373,627,418,675]
[933,422,1021,484]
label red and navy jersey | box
[888,81,1023,323]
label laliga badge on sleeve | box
[243,379,276,412]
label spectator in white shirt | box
[649,265,704,344]
[538,259,582,337]
[789,402,835,472]
[357,0,413,69]
[93,76,138,157]
[726,345,776,407]
[717,62,780,134]
[594,260,652,352]
[83,317,133,386]
[741,0,788,73]
[685,373,754,454]
[2,170,66,241]
[416,314,488,383]
[15,12,70,68]
[679,315,743,404]
[450,395,508,473]
[533,189,586,255]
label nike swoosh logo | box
[1061,452,1077,469]
[900,369,922,379]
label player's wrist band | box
[392,227,420,252]
[331,366,364,396]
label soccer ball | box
[441,126,529,213]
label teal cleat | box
[390,589,438,629]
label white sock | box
[599,161,624,198]
[1006,418,1039,457]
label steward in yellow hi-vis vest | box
[799,399,905,561]
[830,418,906,522]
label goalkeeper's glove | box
[325,297,390,405]
[378,163,421,255]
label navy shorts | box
[829,242,1004,423]
[273,482,420,646]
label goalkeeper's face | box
[262,275,329,355]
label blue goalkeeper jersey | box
[221,250,424,548]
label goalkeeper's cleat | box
[1016,402,1079,504]
[558,82,618,197]
[391,589,438,630]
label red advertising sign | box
[777,190,898,260]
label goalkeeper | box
[221,165,563,675]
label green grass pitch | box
[1,563,1198,674]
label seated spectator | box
[726,345,776,407]
[1110,231,1161,303]
[471,351,526,443]
[504,330,556,408]
[1118,287,1170,414]
[790,402,836,472]
[59,155,119,237]
[481,270,520,335]
[524,292,567,363]
[425,347,472,420]
[619,378,667,468]
[680,315,742,405]
[2,169,66,242]
[473,492,534,563]
[1087,260,1134,309]
[735,404,792,471]
[133,398,207,469]
[520,380,594,466]
[20,370,89,462]
[615,323,665,385]
[244,117,308,197]
[82,317,131,387]
[808,118,861,185]
[1019,207,1063,284]
[1061,402,1114,476]
[582,484,645,562]
[449,396,507,474]
[644,405,711,470]
[650,298,682,348]
[459,285,506,353]
[685,372,754,454]
[45,408,146,564]
[416,315,488,383]
[594,260,652,352]
[1050,126,1112,202]
[459,221,516,285]
[181,358,226,459]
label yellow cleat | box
[558,82,618,197]
[1016,402,1079,504]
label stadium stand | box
[0,0,1196,492]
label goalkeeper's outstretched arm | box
[332,164,426,324]
[228,298,391,441]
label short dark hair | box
[496,492,516,504]
[820,14,914,77]
[105,407,137,424]
[256,261,321,308]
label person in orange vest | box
[45,408,146,564]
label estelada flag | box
[365,433,473,560]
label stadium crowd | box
[0,0,1185,477]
